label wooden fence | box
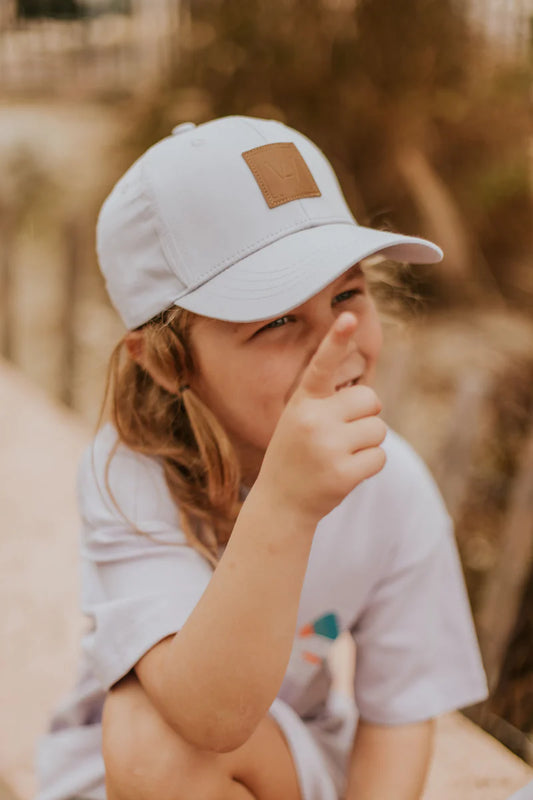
[0,0,182,98]
[0,0,532,101]
[381,336,533,764]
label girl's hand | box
[255,311,387,526]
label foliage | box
[17,0,85,18]
[121,0,532,312]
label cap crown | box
[96,116,356,328]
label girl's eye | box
[333,288,362,305]
[259,315,292,332]
[254,288,363,336]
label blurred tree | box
[81,0,132,15]
[16,0,131,16]
[119,0,532,312]
[17,0,84,18]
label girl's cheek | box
[373,319,384,357]
[365,303,383,356]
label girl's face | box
[189,263,383,484]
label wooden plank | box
[60,216,81,408]
[0,205,16,362]
[377,334,413,432]
[476,425,533,693]
[431,370,490,521]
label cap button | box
[171,122,197,135]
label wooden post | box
[0,205,17,362]
[60,216,81,408]
[476,425,533,694]
[377,334,413,432]
[431,370,490,521]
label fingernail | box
[336,312,356,332]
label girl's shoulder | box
[76,422,181,531]
[320,426,453,577]
[380,425,438,485]
[355,424,450,524]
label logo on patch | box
[242,142,321,208]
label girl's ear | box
[124,329,181,395]
[124,331,145,365]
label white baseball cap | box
[96,115,443,329]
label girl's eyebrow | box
[339,263,364,282]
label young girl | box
[35,115,489,800]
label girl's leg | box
[102,671,302,800]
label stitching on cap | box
[240,117,271,143]
[140,154,187,284]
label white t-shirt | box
[34,422,489,800]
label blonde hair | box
[93,305,243,570]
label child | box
[35,116,489,800]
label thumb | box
[298,312,358,398]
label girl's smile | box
[189,263,383,484]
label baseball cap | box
[96,115,443,329]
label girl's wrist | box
[244,477,322,538]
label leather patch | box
[242,142,321,208]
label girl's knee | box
[101,671,223,800]
[102,673,147,796]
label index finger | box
[298,312,358,398]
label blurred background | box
[1,0,532,787]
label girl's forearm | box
[345,717,436,800]
[160,484,317,751]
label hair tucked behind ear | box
[93,306,243,570]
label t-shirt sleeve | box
[76,428,215,692]
[350,444,489,725]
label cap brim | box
[173,222,443,322]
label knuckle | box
[297,405,318,434]
[371,417,388,443]
[351,446,387,484]
[357,385,382,413]
[371,446,387,472]
[330,459,347,485]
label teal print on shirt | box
[298,612,340,665]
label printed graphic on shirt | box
[284,611,341,687]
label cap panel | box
[96,160,187,329]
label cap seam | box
[239,116,272,143]
[140,158,188,286]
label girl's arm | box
[345,717,436,800]
[135,487,317,752]
[134,313,385,753]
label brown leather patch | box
[242,142,321,208]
